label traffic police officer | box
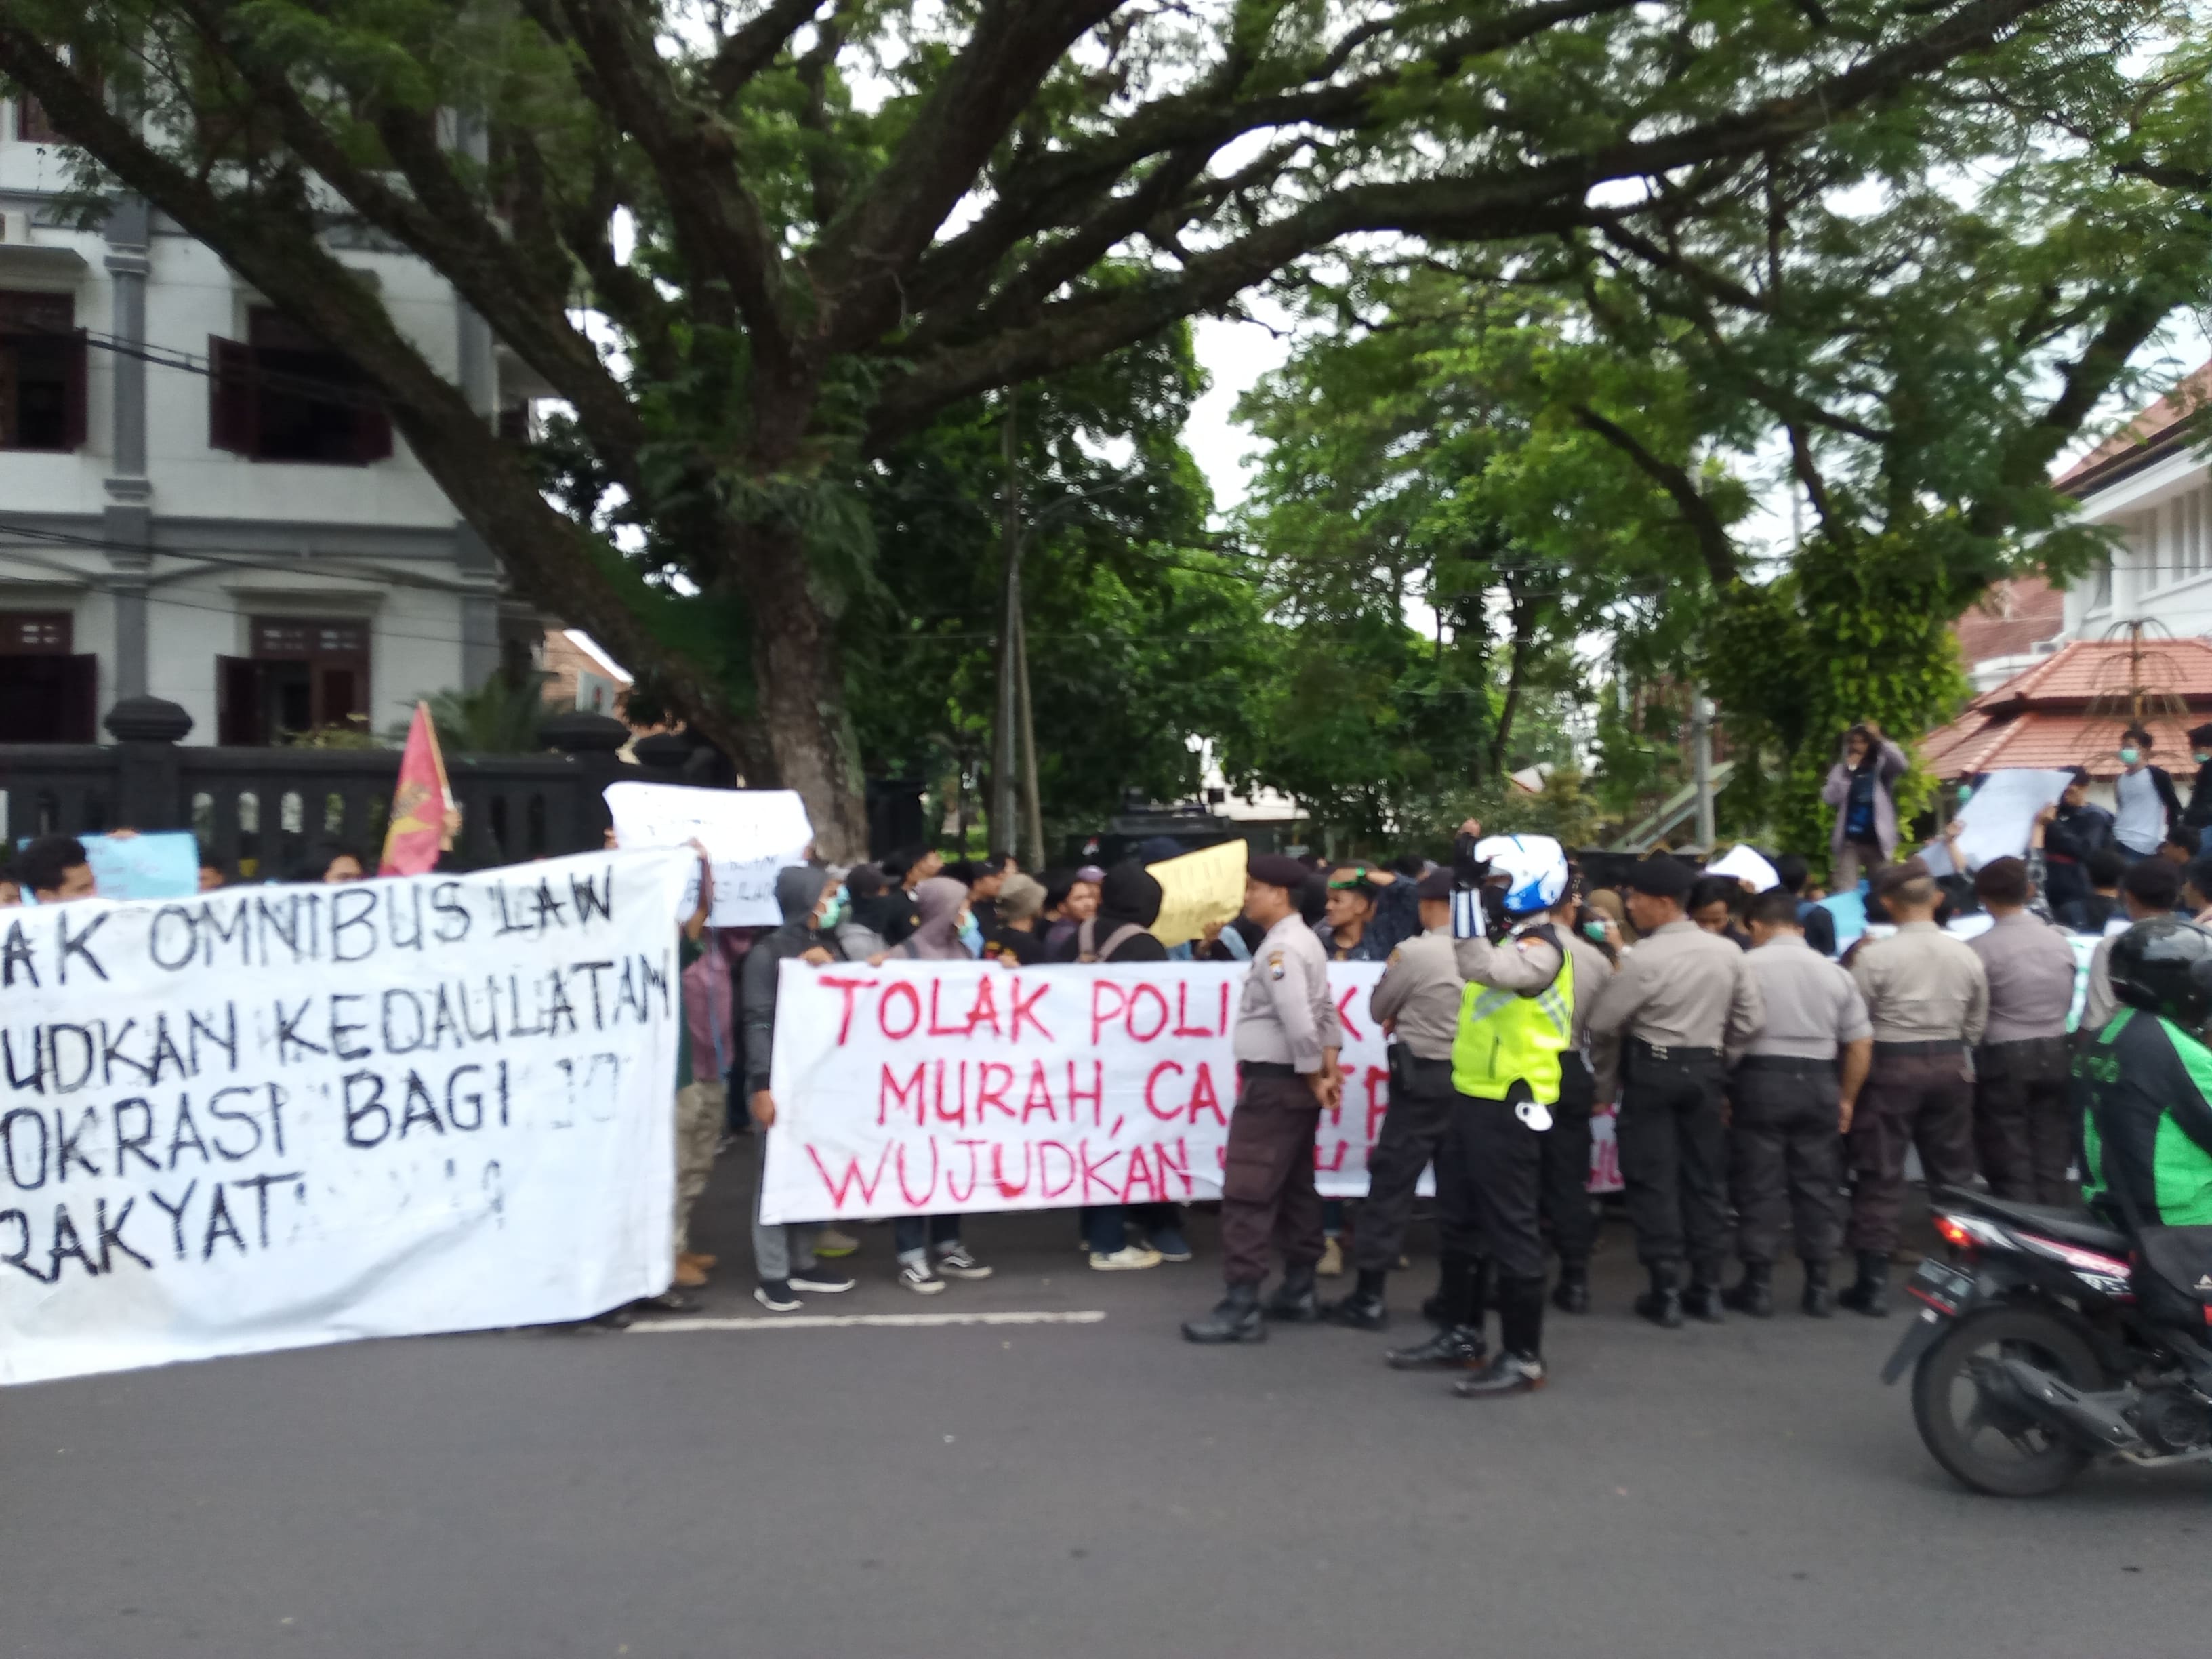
[1389,827,1572,1399]
[1183,853,1343,1343]
[1542,872,1614,1314]
[1326,867,1460,1330]
[1586,857,1765,1327]
[1722,888,1870,1318]
[1841,857,1987,1315]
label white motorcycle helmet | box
[1474,833,1570,916]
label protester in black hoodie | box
[740,865,859,1313]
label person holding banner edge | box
[1181,853,1343,1344]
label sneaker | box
[791,1266,856,1294]
[815,1226,861,1258]
[1089,1244,1164,1272]
[672,1254,710,1289]
[1147,1227,1194,1263]
[933,1244,994,1281]
[1317,1237,1345,1278]
[899,1259,948,1295]
[754,1281,802,1313]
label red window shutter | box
[354,398,392,464]
[208,335,255,455]
[61,326,87,451]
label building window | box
[2087,555,2112,613]
[0,610,96,741]
[0,289,87,451]
[209,307,392,466]
[218,617,372,745]
[14,96,61,145]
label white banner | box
[603,781,811,928]
[0,848,693,1388]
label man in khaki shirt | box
[1542,878,1614,1314]
[1586,857,1765,1327]
[1841,858,1988,1317]
[1967,857,2081,1207]
[1185,855,1343,1344]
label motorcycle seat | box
[1931,1187,2131,1256]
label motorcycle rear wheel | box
[1911,1305,2106,1497]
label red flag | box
[380,702,458,876]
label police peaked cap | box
[1624,857,1695,899]
[1248,853,1311,891]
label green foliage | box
[397,675,567,756]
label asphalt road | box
[6,1147,2208,1659]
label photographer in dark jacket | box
[2043,766,2116,916]
[2184,724,2212,854]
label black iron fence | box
[0,697,670,880]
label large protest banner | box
[760,958,1540,1223]
[0,848,692,1389]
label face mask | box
[2196,753,2210,764]
[957,916,983,955]
[817,884,848,931]
[2120,747,2141,766]
[1582,920,1609,941]
[1956,784,1973,804]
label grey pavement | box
[5,1142,2207,1658]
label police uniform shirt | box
[2083,930,2122,1033]
[1734,933,1870,1062]
[1586,918,1765,1053]
[1849,920,1988,1046]
[1452,926,1565,996]
[1233,912,1342,1073]
[1369,924,1462,1061]
[1967,911,2077,1044]
[1556,927,1615,1054]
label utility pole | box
[1690,684,1717,851]
[1015,604,1045,870]
[992,388,1021,855]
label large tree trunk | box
[746,522,872,860]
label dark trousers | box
[1540,1054,1597,1266]
[1729,1059,1845,1267]
[1441,1088,1547,1282]
[1974,1036,2076,1207]
[1847,1046,1975,1254]
[1616,1046,1729,1275]
[1220,1069,1324,1286]
[1353,1051,1454,1275]
[1080,1204,1179,1254]
[893,1214,962,1256]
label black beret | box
[1248,853,1310,890]
[1625,857,1695,899]
[1415,867,1455,902]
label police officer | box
[1389,827,1573,1399]
[1326,867,1460,1330]
[1183,853,1343,1344]
[1586,857,1765,1326]
[1542,872,1614,1313]
[1840,857,1987,1316]
[1966,855,2079,1207]
[1722,888,1870,1318]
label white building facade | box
[0,103,544,747]
[2055,367,2212,644]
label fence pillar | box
[102,696,192,832]
[541,712,631,846]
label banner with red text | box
[761,959,1434,1225]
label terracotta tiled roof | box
[2054,359,2212,494]
[1918,637,2212,779]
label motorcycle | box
[1882,1185,2212,1496]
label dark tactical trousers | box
[1974,1036,2077,1208]
[1353,1051,1454,1275]
[1616,1044,1729,1276]
[1219,1067,1324,1285]
[1540,1053,1597,1266]
[1728,1057,1845,1266]
[1847,1045,1975,1255]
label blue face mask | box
[817,884,848,931]
[1582,920,1608,941]
[2120,747,2142,766]
[957,916,983,955]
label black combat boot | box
[1719,1261,1774,1319]
[1837,1249,1890,1317]
[1634,1263,1685,1329]
[1263,1261,1322,1322]
[1681,1269,1727,1324]
[1801,1258,1835,1319]
[1551,1259,1591,1315]
[1452,1351,1547,1398]
[1387,1324,1487,1370]
[1454,1276,1547,1397]
[1326,1267,1389,1331]
[1420,1250,1472,1324]
[1182,1282,1266,1344]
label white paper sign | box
[1705,844,1780,891]
[1947,769,2075,871]
[0,848,693,1388]
[758,960,1616,1223]
[603,782,813,928]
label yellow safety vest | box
[1450,924,1574,1105]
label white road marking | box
[630,1309,1109,1334]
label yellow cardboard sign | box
[1147,839,1249,948]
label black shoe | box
[1801,1260,1835,1319]
[1325,1271,1390,1331]
[1681,1279,1725,1323]
[1719,1263,1774,1319]
[1452,1351,1547,1399]
[1838,1250,1890,1318]
[1263,1262,1322,1323]
[1551,1263,1591,1315]
[1634,1265,1684,1330]
[1183,1282,1266,1344]
[1386,1324,1486,1371]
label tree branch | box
[1571,405,1742,588]
[701,0,825,100]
